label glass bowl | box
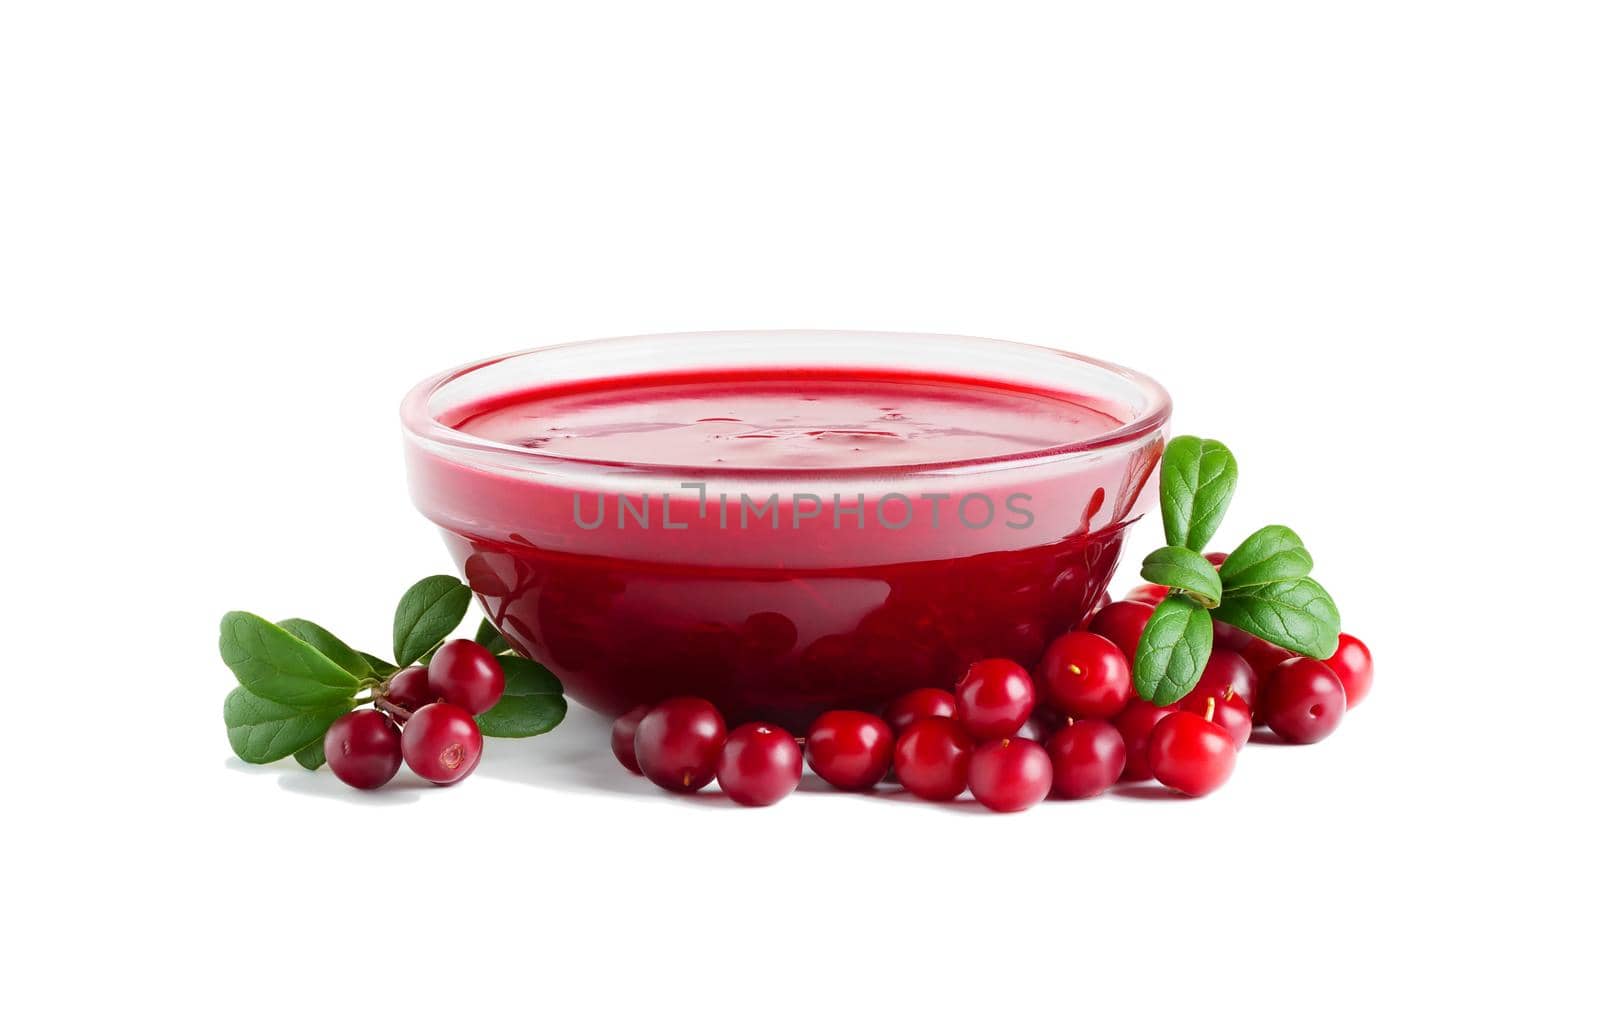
[401,330,1170,727]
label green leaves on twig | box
[1133,436,1341,705]
[221,575,564,768]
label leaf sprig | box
[220,576,566,767]
[1132,436,1341,706]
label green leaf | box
[392,575,472,667]
[1219,525,1313,589]
[474,617,512,655]
[1160,436,1238,552]
[219,612,362,708]
[1212,577,1341,659]
[1139,545,1223,608]
[293,739,327,770]
[358,652,400,678]
[1133,595,1215,706]
[475,656,566,738]
[278,618,372,680]
[224,686,351,764]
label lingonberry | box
[634,697,727,792]
[1088,600,1155,663]
[1204,551,1229,567]
[383,665,437,719]
[1242,639,1295,723]
[1036,631,1132,719]
[1262,658,1347,744]
[1114,699,1176,781]
[954,658,1035,739]
[427,640,505,715]
[893,717,974,801]
[1148,705,1236,797]
[968,738,1052,812]
[401,702,483,785]
[1323,633,1374,708]
[1186,649,1259,712]
[806,710,893,790]
[1124,583,1168,606]
[1180,688,1252,750]
[610,703,651,775]
[1046,719,1126,799]
[324,710,403,790]
[882,688,957,738]
[716,723,803,806]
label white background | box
[4,2,1596,1010]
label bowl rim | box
[400,330,1172,479]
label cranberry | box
[610,704,651,775]
[426,640,505,715]
[968,738,1052,812]
[954,658,1036,739]
[1046,719,1126,799]
[893,717,974,801]
[1114,699,1176,781]
[1185,649,1259,712]
[1204,551,1229,567]
[324,710,403,789]
[1036,631,1132,719]
[383,665,437,719]
[634,697,727,792]
[716,723,803,806]
[400,702,483,785]
[806,710,893,790]
[1323,633,1374,708]
[882,688,957,738]
[1180,690,1251,750]
[1124,583,1168,606]
[1088,600,1155,663]
[1148,707,1236,796]
[1262,658,1347,744]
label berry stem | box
[375,697,414,723]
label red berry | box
[383,665,437,719]
[716,723,802,806]
[1323,633,1374,708]
[610,704,651,775]
[1036,631,1132,719]
[882,688,957,738]
[400,702,483,785]
[1088,600,1155,663]
[1185,649,1259,712]
[426,640,505,715]
[1179,690,1252,751]
[1124,583,1168,606]
[1241,638,1295,679]
[1204,551,1229,567]
[324,710,403,790]
[893,717,974,801]
[1093,591,1113,613]
[1262,658,1346,744]
[1114,699,1176,781]
[968,738,1052,812]
[634,697,727,792]
[954,658,1036,739]
[805,710,893,790]
[1046,719,1126,799]
[1148,708,1236,796]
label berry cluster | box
[324,640,506,790]
[609,582,1372,811]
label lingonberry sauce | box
[407,367,1162,726]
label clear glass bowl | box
[402,330,1170,727]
